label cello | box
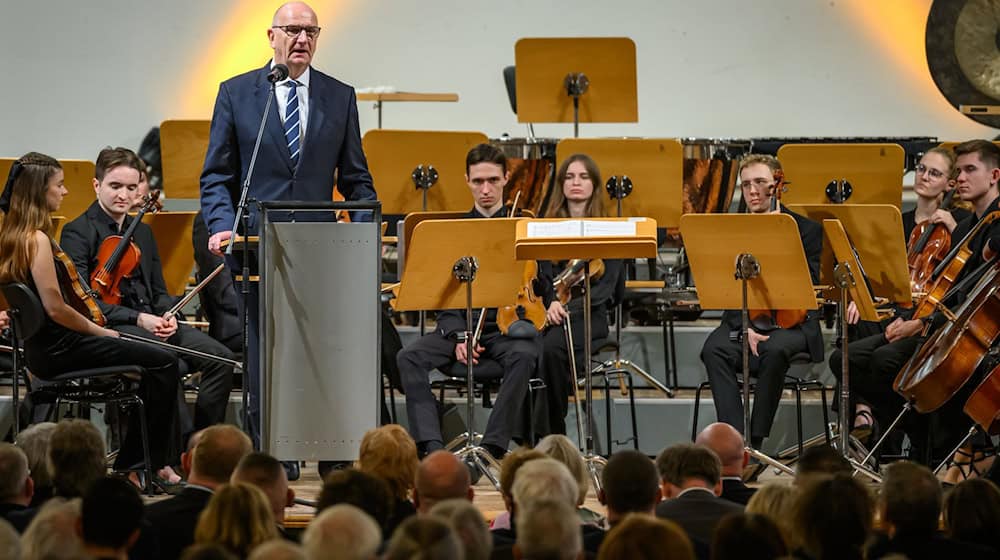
[90,191,161,304]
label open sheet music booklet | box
[525,219,642,238]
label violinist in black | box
[60,148,234,438]
[396,144,539,459]
[699,154,824,451]
[533,154,624,438]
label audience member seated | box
[695,423,755,505]
[793,444,851,485]
[14,422,56,507]
[0,443,33,520]
[0,519,20,560]
[491,448,546,532]
[194,482,278,558]
[316,468,394,536]
[592,450,661,553]
[302,504,381,560]
[147,425,253,560]
[535,434,601,525]
[596,514,694,560]
[867,461,992,559]
[79,477,144,560]
[20,498,86,560]
[745,483,795,549]
[711,512,787,560]
[414,450,474,514]
[384,516,463,560]
[356,424,418,536]
[247,539,306,560]
[944,478,1000,553]
[8,419,106,532]
[428,499,492,560]
[515,499,582,560]
[179,543,238,560]
[231,452,295,538]
[792,474,871,560]
[654,443,743,554]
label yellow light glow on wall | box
[178,0,346,118]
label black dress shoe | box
[282,461,300,482]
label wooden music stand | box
[159,120,211,200]
[514,38,638,136]
[1,158,96,226]
[556,138,684,230]
[355,91,459,129]
[363,130,488,214]
[516,217,658,489]
[787,204,912,306]
[680,213,817,475]
[142,211,197,296]
[776,143,904,207]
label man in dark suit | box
[700,154,824,452]
[655,443,743,555]
[147,425,253,560]
[200,1,377,451]
[696,422,755,505]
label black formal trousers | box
[700,324,808,440]
[397,330,538,449]
[26,333,181,470]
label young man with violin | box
[843,139,1000,466]
[60,148,235,440]
[396,143,539,460]
[699,154,823,454]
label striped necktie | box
[284,80,301,166]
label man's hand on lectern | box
[209,230,233,257]
[747,328,769,357]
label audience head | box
[499,448,546,511]
[302,504,381,560]
[596,513,693,560]
[655,443,722,498]
[944,478,1000,550]
[79,476,143,555]
[49,419,106,498]
[428,499,492,560]
[317,467,393,535]
[712,512,788,560]
[599,450,660,522]
[745,483,795,546]
[179,544,239,560]
[357,424,419,502]
[188,424,254,488]
[15,422,56,495]
[194,482,278,557]
[879,460,942,537]
[794,444,851,484]
[247,540,305,560]
[414,450,473,513]
[232,452,295,524]
[385,516,462,560]
[535,435,590,506]
[514,499,581,560]
[793,474,872,559]
[0,519,20,560]
[20,498,86,560]
[0,442,33,506]
[511,457,579,514]
[695,422,747,476]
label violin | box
[496,193,547,337]
[51,239,106,326]
[90,191,162,305]
[907,187,957,293]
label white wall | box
[0,0,992,160]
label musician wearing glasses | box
[200,1,377,450]
[60,148,235,446]
[699,154,823,454]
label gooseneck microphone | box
[266,64,290,83]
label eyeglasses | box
[739,178,773,192]
[915,164,946,179]
[272,25,321,39]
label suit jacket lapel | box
[300,68,324,166]
[256,66,293,173]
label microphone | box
[266,64,289,83]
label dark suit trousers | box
[701,324,808,439]
[398,331,538,449]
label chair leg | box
[132,396,155,497]
[692,382,705,442]
[604,374,613,456]
[820,384,831,445]
[794,382,804,456]
[627,372,638,450]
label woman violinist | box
[0,153,181,479]
[532,154,624,438]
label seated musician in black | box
[59,148,234,442]
[0,152,180,475]
[533,154,624,438]
[836,139,1000,465]
[700,154,823,452]
[397,143,539,460]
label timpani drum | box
[681,138,750,214]
[491,136,558,215]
